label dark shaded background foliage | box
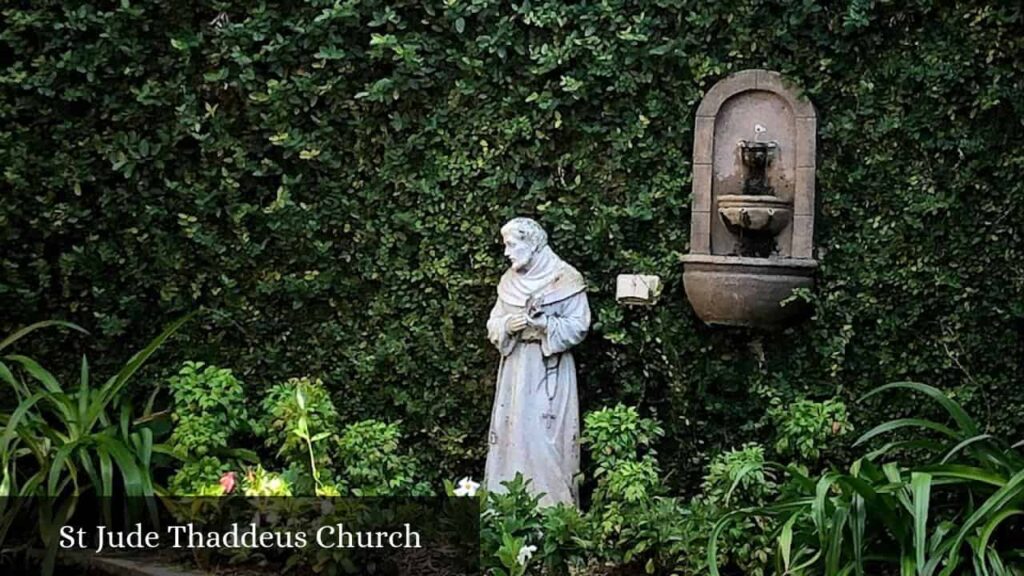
[2,0,1023,488]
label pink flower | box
[219,472,237,494]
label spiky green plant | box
[0,315,190,573]
[709,382,1024,576]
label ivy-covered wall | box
[2,1,1022,486]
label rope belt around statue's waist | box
[517,328,545,343]
[503,335,561,402]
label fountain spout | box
[738,139,778,196]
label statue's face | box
[503,233,535,272]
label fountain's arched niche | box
[682,69,817,329]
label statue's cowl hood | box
[497,245,586,307]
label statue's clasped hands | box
[507,313,547,334]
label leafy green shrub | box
[167,361,249,458]
[701,443,778,507]
[583,404,664,473]
[335,419,431,496]
[273,379,343,496]
[166,361,256,493]
[166,455,235,495]
[693,444,778,576]
[170,413,233,459]
[578,408,784,576]
[479,474,548,576]
[165,368,428,498]
[537,503,590,574]
[241,465,293,497]
[580,405,690,572]
[256,376,338,462]
[474,473,587,576]
[695,401,851,575]
[583,405,664,508]
[469,407,690,575]
[768,397,853,461]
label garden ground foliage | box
[2,1,1023,489]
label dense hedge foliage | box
[2,1,1022,486]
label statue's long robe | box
[484,251,590,507]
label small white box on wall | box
[615,274,662,306]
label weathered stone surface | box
[693,116,716,165]
[695,69,759,118]
[796,117,817,168]
[793,166,815,217]
[683,69,818,329]
[681,255,816,328]
[718,194,793,237]
[616,274,662,306]
[756,70,816,119]
[689,210,711,254]
[691,163,713,213]
[710,89,796,255]
[486,217,590,507]
[89,556,201,576]
[53,553,204,576]
[792,214,815,259]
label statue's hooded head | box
[497,217,585,307]
[501,217,548,272]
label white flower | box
[210,12,230,28]
[516,544,537,566]
[266,477,284,493]
[453,477,480,497]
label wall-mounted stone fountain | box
[682,69,817,329]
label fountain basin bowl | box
[717,195,792,237]
[682,255,817,329]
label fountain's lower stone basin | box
[681,255,817,328]
[717,194,792,237]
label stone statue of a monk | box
[484,217,591,507]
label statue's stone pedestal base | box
[682,255,817,329]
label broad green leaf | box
[860,382,979,436]
[93,435,147,497]
[851,493,866,576]
[779,512,797,570]
[0,321,87,353]
[944,468,1024,570]
[47,443,78,496]
[826,504,849,574]
[915,464,1006,488]
[708,510,747,576]
[724,461,763,506]
[97,447,113,497]
[855,419,959,448]
[5,355,63,395]
[941,434,994,463]
[976,508,1023,571]
[0,360,28,399]
[911,472,932,574]
[78,355,90,425]
[88,313,192,430]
